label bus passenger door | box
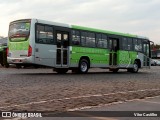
[56,31,69,67]
[143,41,151,68]
[109,38,118,67]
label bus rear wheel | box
[4,63,9,68]
[79,59,89,73]
[54,68,68,74]
[109,68,119,73]
[1,63,4,66]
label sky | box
[0,0,160,44]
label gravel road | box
[0,66,160,112]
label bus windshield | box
[9,21,30,41]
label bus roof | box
[33,18,149,39]
[36,19,70,28]
[9,18,149,40]
[71,25,149,39]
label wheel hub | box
[81,62,87,72]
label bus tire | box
[1,63,4,66]
[127,68,132,72]
[113,68,119,73]
[131,61,139,73]
[4,63,9,68]
[54,68,68,74]
[79,59,89,73]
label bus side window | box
[122,38,128,50]
[72,30,80,45]
[133,39,142,52]
[101,34,107,48]
[133,39,138,51]
[81,32,87,46]
[96,34,107,48]
[36,25,45,43]
[45,26,54,44]
[36,24,54,44]
[127,38,133,51]
[137,39,142,52]
[86,32,95,47]
[96,34,102,48]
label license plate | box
[13,59,21,63]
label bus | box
[7,19,152,73]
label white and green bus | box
[7,19,152,73]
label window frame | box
[133,38,143,52]
[80,31,87,46]
[127,38,133,51]
[121,37,128,50]
[35,23,54,45]
[86,32,96,48]
[71,30,81,46]
[96,33,108,49]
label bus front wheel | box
[79,59,89,73]
[131,61,139,73]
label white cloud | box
[0,0,160,44]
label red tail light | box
[28,45,32,57]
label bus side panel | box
[117,50,137,68]
[34,44,56,67]
[70,46,110,68]
[130,51,138,64]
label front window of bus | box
[9,21,30,42]
[143,41,150,57]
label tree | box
[151,44,160,50]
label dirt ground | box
[0,66,160,111]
